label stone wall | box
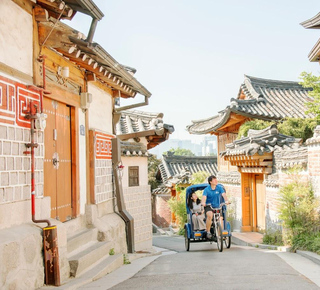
[123,185,152,251]
[0,224,44,289]
[0,124,44,203]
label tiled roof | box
[264,174,279,187]
[301,13,320,62]
[116,110,174,149]
[300,12,320,29]
[274,147,308,169]
[220,125,302,157]
[38,19,150,98]
[158,154,218,185]
[120,141,148,157]
[216,171,240,185]
[187,75,314,135]
[306,125,320,145]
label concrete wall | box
[0,0,33,76]
[88,83,113,133]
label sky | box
[67,0,320,142]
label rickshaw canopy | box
[185,183,208,214]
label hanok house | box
[115,110,174,250]
[153,154,218,228]
[0,0,153,288]
[186,75,316,232]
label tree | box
[237,118,320,142]
[299,72,320,119]
[165,147,195,156]
[148,154,161,191]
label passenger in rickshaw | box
[201,175,229,239]
[187,192,206,231]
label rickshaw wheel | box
[184,228,190,251]
[215,222,223,252]
[225,236,231,248]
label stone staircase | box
[61,227,124,289]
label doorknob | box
[52,152,60,169]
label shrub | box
[263,230,284,246]
[277,168,320,252]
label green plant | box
[190,171,210,185]
[277,167,320,251]
[109,248,115,255]
[148,154,162,191]
[263,230,284,246]
[123,254,131,265]
[299,71,320,119]
[168,189,187,231]
[237,118,320,142]
[237,120,273,139]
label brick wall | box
[0,124,44,204]
[152,194,171,228]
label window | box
[129,166,139,187]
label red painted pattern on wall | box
[95,131,114,159]
[0,75,41,128]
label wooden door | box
[43,98,72,222]
[241,173,253,232]
[255,174,266,231]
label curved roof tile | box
[187,75,314,135]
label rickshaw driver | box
[201,175,229,239]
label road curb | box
[296,250,320,266]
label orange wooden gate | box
[241,173,266,232]
[43,97,72,222]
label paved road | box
[109,235,320,290]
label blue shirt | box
[202,184,225,208]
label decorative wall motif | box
[0,75,41,128]
[95,131,114,159]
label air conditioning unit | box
[80,92,92,110]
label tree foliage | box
[237,118,320,142]
[237,120,273,139]
[165,147,195,156]
[299,71,320,119]
[278,167,320,251]
[148,154,161,191]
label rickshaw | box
[184,183,232,252]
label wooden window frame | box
[129,166,139,187]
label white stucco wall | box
[0,0,33,76]
[79,110,87,214]
[88,83,113,133]
[121,156,148,188]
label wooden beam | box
[34,5,49,22]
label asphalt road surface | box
[110,235,320,290]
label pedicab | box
[184,183,232,252]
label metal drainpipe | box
[24,101,51,227]
[86,18,98,44]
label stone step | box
[67,228,98,255]
[69,240,113,278]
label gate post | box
[43,226,60,286]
